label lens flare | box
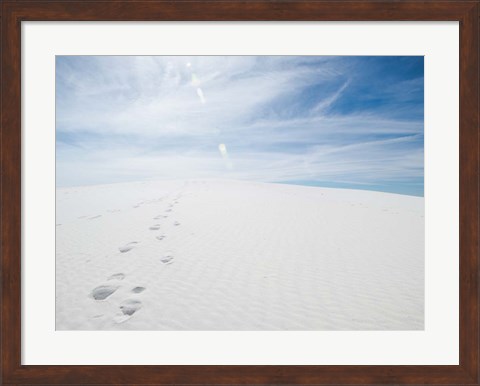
[196,88,206,104]
[219,143,227,156]
[218,144,233,170]
[191,73,200,86]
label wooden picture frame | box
[1,1,479,385]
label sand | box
[55,179,424,330]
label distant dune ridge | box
[55,179,424,330]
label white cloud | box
[56,56,424,194]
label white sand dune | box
[56,179,424,330]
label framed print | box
[53,54,426,332]
[1,1,479,385]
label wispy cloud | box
[56,56,424,196]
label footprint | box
[156,234,166,241]
[119,242,138,253]
[108,273,125,281]
[131,286,146,294]
[161,253,174,264]
[165,208,172,213]
[120,299,142,315]
[173,221,180,226]
[88,215,102,220]
[149,224,161,230]
[114,299,142,323]
[263,274,277,279]
[153,215,162,220]
[91,285,118,300]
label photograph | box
[55,55,424,331]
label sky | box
[56,56,424,196]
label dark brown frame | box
[1,1,479,385]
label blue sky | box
[56,56,424,196]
